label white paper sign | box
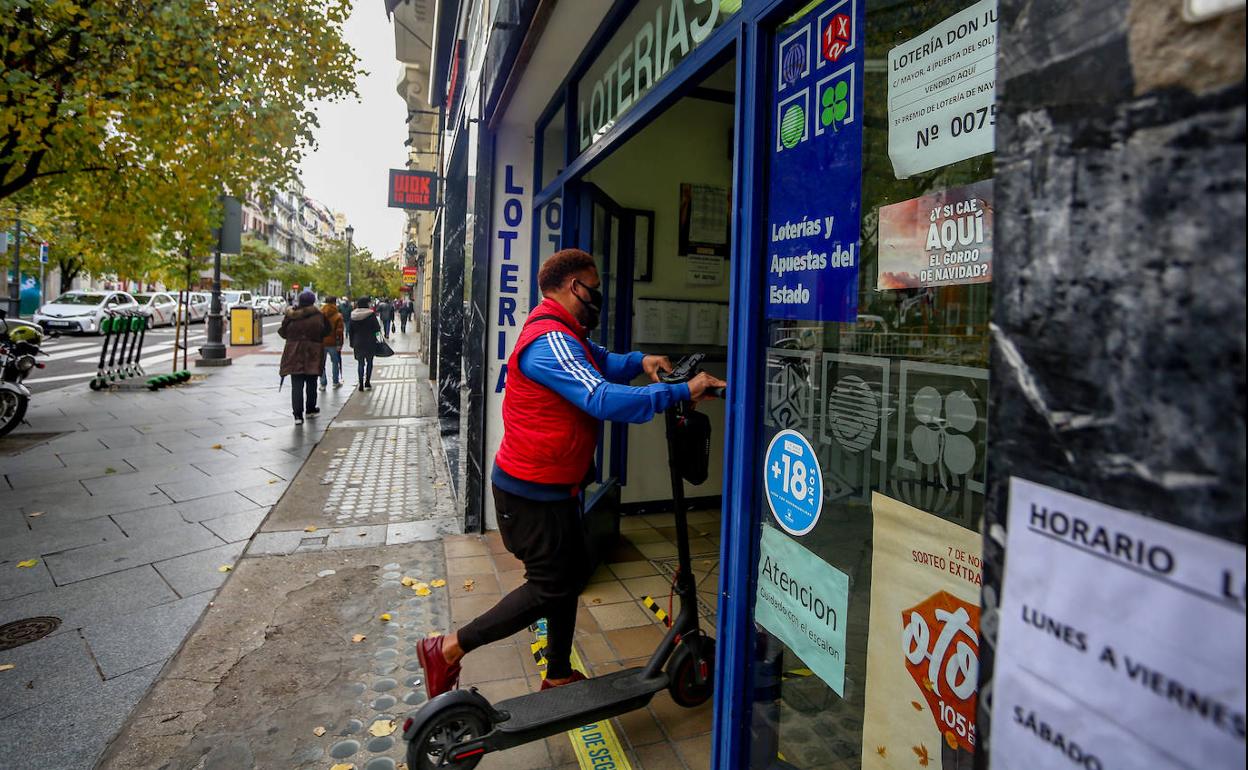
[686,254,725,286]
[887,0,998,178]
[992,478,1247,770]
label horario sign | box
[387,169,438,211]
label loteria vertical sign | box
[484,129,534,528]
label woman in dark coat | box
[348,296,382,391]
[279,291,331,424]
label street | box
[23,315,286,394]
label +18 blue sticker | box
[764,429,823,536]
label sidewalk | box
[4,328,720,769]
[0,333,350,768]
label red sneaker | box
[416,636,461,699]
[540,671,588,690]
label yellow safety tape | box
[528,621,633,770]
[640,595,670,627]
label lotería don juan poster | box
[862,492,984,770]
[766,0,865,322]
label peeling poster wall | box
[976,0,1246,765]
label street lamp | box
[345,224,354,299]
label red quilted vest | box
[495,298,601,488]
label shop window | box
[749,0,996,766]
[540,103,566,191]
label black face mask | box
[574,280,603,330]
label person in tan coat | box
[279,290,331,425]
[319,296,345,390]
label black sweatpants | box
[457,485,592,679]
[290,373,318,417]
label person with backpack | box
[279,290,331,425]
[319,296,345,390]
[349,296,382,391]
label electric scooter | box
[403,353,724,770]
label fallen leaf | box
[400,576,415,587]
[592,598,602,604]
[462,579,474,592]
[430,578,446,588]
[944,731,958,751]
[412,582,429,592]
[357,532,367,537]
[217,565,232,573]
[369,718,397,737]
[379,613,392,622]
[267,479,278,485]
[313,726,326,737]
[330,764,355,770]
[351,634,367,643]
[16,560,37,568]
[0,664,14,672]
[913,744,930,767]
[414,587,431,596]
[427,631,442,638]
[104,467,116,474]
[304,526,318,533]
[910,700,924,711]
[211,444,223,450]
[922,677,935,692]
[397,764,409,770]
[876,746,887,758]
[27,511,43,518]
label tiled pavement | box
[2,324,725,769]
[0,338,350,768]
[440,507,723,770]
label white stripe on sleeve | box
[550,332,604,392]
[543,332,598,392]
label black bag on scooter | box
[672,408,712,485]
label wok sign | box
[388,169,438,211]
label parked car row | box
[32,290,285,335]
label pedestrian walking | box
[279,290,331,425]
[377,298,395,339]
[338,296,353,347]
[399,297,414,333]
[415,249,725,697]
[349,296,381,391]
[320,295,345,390]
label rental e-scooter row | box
[403,353,724,770]
[89,309,149,390]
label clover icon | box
[821,80,848,128]
[910,386,978,486]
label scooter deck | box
[494,667,668,736]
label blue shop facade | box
[409,0,1247,766]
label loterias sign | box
[388,169,438,211]
[575,0,735,153]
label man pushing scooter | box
[417,248,726,697]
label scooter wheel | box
[406,705,489,770]
[89,377,105,391]
[667,635,716,708]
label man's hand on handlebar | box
[642,354,674,383]
[687,371,728,403]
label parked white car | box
[251,296,273,316]
[132,292,178,327]
[173,291,210,324]
[221,290,253,309]
[267,296,289,315]
[33,290,139,335]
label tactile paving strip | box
[322,425,437,526]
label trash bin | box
[229,306,262,345]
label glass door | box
[747,0,996,766]
[579,184,628,509]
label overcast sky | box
[300,3,409,260]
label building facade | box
[391,0,1246,767]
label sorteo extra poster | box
[877,179,993,290]
[861,493,983,770]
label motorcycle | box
[0,308,47,437]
